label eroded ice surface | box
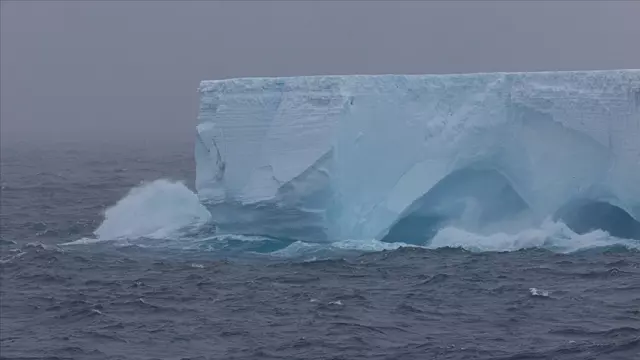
[195,70,640,242]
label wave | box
[428,221,640,253]
[63,179,211,245]
[62,178,640,257]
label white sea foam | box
[427,219,639,253]
[529,288,550,297]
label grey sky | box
[1,0,639,145]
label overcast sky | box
[1,0,639,146]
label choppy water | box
[1,142,639,360]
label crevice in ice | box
[194,130,226,202]
[555,199,640,240]
[381,167,532,245]
[195,123,226,182]
[211,139,226,181]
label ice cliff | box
[195,70,640,242]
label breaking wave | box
[62,179,640,256]
[64,179,212,245]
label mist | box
[1,1,639,146]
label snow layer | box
[195,70,640,241]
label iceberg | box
[195,70,640,242]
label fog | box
[1,1,639,146]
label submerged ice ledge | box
[195,70,640,242]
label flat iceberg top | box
[195,69,640,241]
[199,69,638,94]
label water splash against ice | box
[427,220,640,253]
[74,179,212,243]
[64,179,639,256]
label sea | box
[1,140,639,360]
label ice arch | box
[380,167,532,244]
[555,199,640,240]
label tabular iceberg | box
[195,70,640,242]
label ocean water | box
[1,141,639,360]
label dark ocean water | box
[1,142,639,360]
